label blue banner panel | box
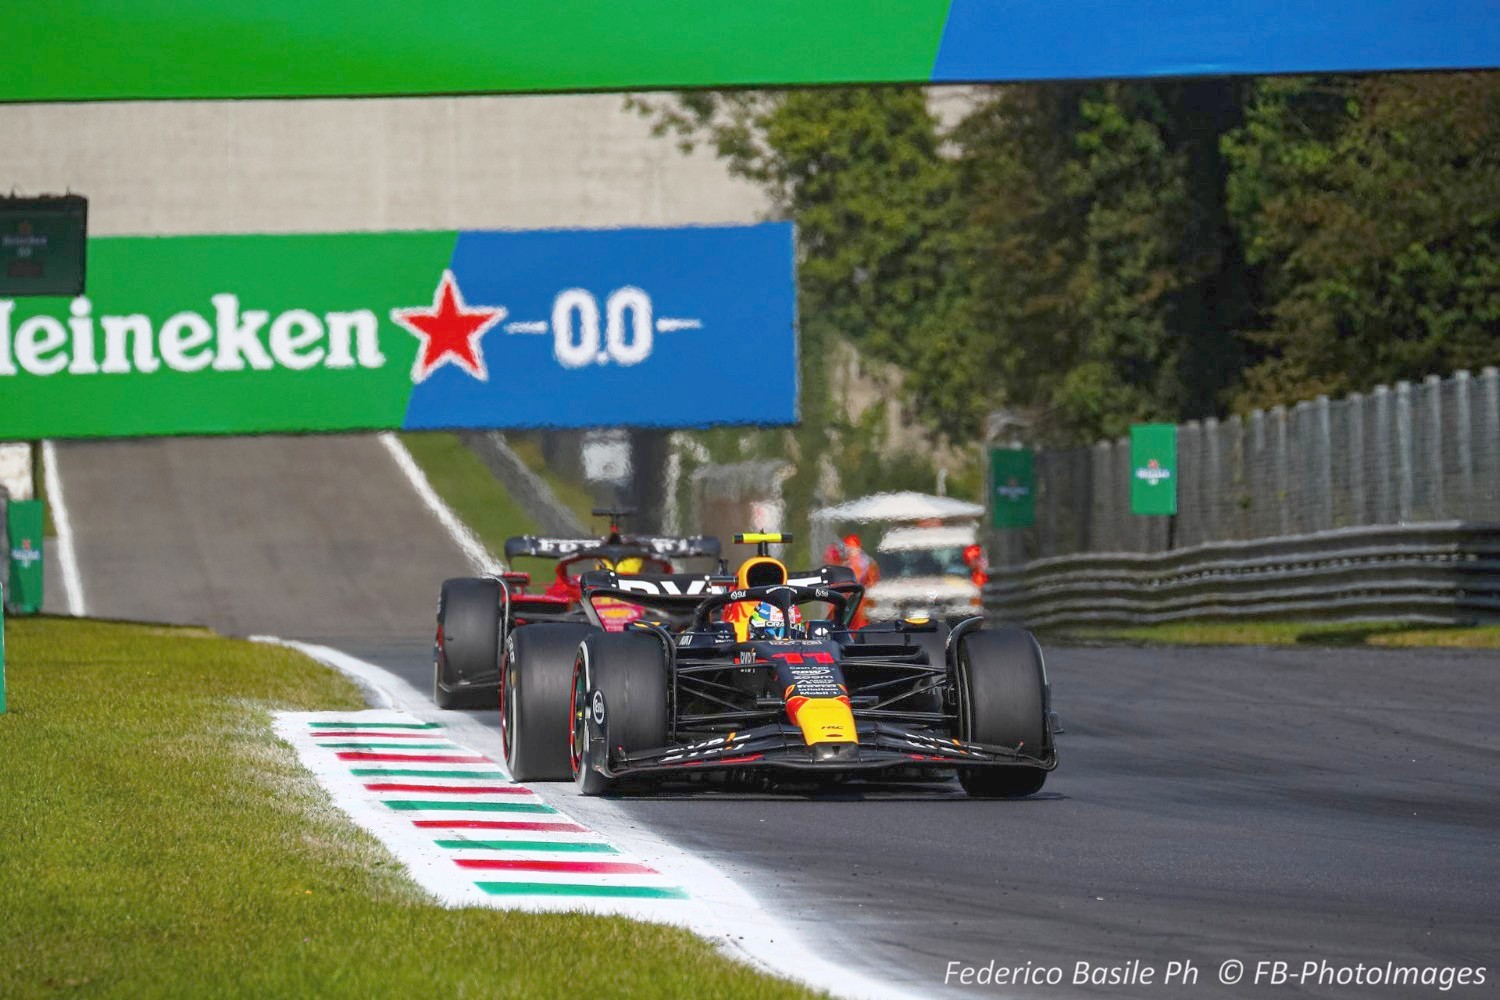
[403,222,798,430]
[933,1,1500,82]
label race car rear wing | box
[575,565,854,598]
[576,570,728,599]
[576,570,729,632]
[787,564,857,588]
[504,534,722,561]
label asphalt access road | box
[356,639,1500,999]
[50,436,476,639]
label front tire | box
[572,632,669,796]
[954,627,1050,798]
[434,578,501,710]
[502,623,597,781]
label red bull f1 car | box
[501,533,1058,797]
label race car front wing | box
[603,720,1056,778]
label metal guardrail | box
[984,521,1500,629]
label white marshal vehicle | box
[865,523,986,622]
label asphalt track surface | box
[51,436,470,639]
[356,640,1500,999]
[53,436,1500,998]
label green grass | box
[0,618,819,999]
[1065,619,1500,649]
[505,433,600,528]
[398,431,599,583]
[397,431,557,580]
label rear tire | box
[954,627,1050,798]
[572,632,669,796]
[434,578,501,711]
[502,623,596,781]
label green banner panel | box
[0,233,443,439]
[1130,423,1178,516]
[5,500,44,614]
[990,447,1035,530]
[3,2,950,102]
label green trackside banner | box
[4,3,1499,102]
[5,499,43,615]
[990,448,1035,530]
[0,226,798,439]
[1130,423,1178,516]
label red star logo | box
[390,270,506,383]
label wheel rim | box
[500,659,516,763]
[568,655,588,780]
[955,650,972,742]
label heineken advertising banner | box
[990,447,1035,530]
[1130,424,1178,516]
[7,2,1497,102]
[5,499,43,615]
[0,224,797,439]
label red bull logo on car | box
[0,223,797,440]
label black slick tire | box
[954,627,1049,798]
[434,577,501,711]
[502,623,596,781]
[572,632,669,796]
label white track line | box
[377,432,500,575]
[40,441,86,616]
[265,637,923,1000]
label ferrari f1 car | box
[432,509,720,712]
[510,533,1058,798]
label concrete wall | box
[0,95,769,235]
[0,443,31,499]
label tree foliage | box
[955,81,1251,442]
[632,87,963,421]
[634,71,1500,456]
[1223,73,1500,408]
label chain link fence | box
[995,367,1500,563]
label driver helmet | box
[748,601,803,639]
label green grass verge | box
[1065,619,1500,649]
[505,433,600,527]
[397,432,552,580]
[398,431,598,582]
[0,618,818,999]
